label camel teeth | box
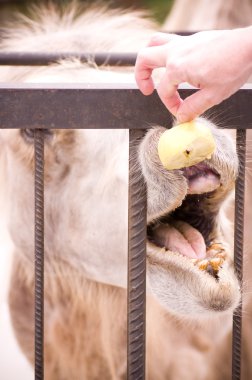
[214,252,226,260]
[209,257,224,271]
[193,256,224,275]
[207,249,227,258]
[208,242,224,250]
[197,259,209,271]
[191,259,198,264]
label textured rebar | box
[127,129,147,380]
[34,129,45,380]
[232,128,246,380]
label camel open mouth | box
[147,162,226,279]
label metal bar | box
[1,84,252,129]
[0,34,196,61]
[0,52,137,66]
[34,129,45,380]
[232,128,246,380]
[128,129,147,380]
[0,35,197,66]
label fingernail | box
[177,113,187,123]
[176,113,188,123]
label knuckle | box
[150,32,162,42]
[136,48,148,63]
[166,60,181,76]
[149,32,167,44]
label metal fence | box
[0,53,250,380]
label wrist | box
[234,26,252,72]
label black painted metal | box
[34,130,45,380]
[0,36,197,66]
[128,129,147,380]
[0,52,137,66]
[1,84,252,129]
[232,129,246,380]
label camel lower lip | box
[147,239,227,279]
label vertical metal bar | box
[232,128,246,380]
[127,129,147,380]
[34,129,45,380]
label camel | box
[0,2,251,379]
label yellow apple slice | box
[158,120,216,170]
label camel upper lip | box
[182,162,221,195]
[182,162,220,181]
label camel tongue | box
[152,221,206,259]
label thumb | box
[176,88,217,122]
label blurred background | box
[1,0,252,29]
[0,0,174,23]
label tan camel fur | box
[0,3,251,379]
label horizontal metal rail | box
[0,35,197,66]
[0,52,137,66]
[1,84,252,129]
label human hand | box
[135,27,252,122]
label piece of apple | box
[158,121,216,170]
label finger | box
[147,32,178,47]
[135,45,167,95]
[156,70,184,115]
[176,88,218,122]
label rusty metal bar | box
[128,129,147,380]
[232,129,246,380]
[34,129,45,380]
[1,84,252,130]
[0,52,137,66]
[0,84,171,130]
